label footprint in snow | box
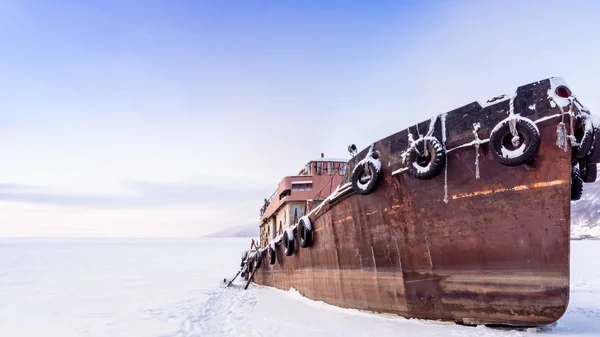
[163,283,261,337]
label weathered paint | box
[253,78,583,327]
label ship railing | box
[259,188,278,216]
[267,189,277,202]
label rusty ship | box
[236,77,600,327]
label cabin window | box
[305,163,311,176]
[292,183,312,191]
[279,189,291,200]
[316,161,323,175]
[327,162,334,175]
[339,163,347,176]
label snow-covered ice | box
[1,237,600,337]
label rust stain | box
[451,179,567,200]
[334,216,353,225]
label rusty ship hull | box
[250,78,597,326]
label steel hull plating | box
[254,78,575,326]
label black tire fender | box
[268,246,276,265]
[406,137,446,180]
[298,216,313,248]
[490,117,541,167]
[575,117,595,160]
[253,251,262,269]
[242,263,251,280]
[283,229,295,256]
[240,250,248,267]
[580,162,598,183]
[244,263,254,281]
[583,126,600,164]
[351,159,382,195]
[572,166,584,201]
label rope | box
[472,123,481,179]
[507,94,520,146]
[569,98,577,145]
[423,115,439,158]
[550,96,576,151]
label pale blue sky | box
[1,0,599,237]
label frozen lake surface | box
[1,238,599,337]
